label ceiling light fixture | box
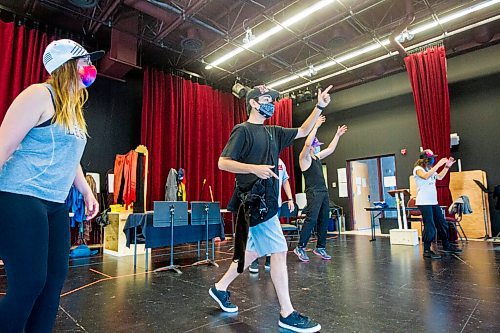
[397,29,415,42]
[307,65,318,77]
[243,28,255,44]
[279,13,500,94]
[267,0,500,89]
[205,0,335,69]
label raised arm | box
[415,158,448,179]
[299,116,325,161]
[437,157,455,180]
[317,125,347,160]
[295,86,333,139]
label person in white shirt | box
[413,149,462,259]
[249,158,295,273]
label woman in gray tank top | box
[0,39,103,332]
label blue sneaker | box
[279,311,321,332]
[293,246,310,262]
[313,248,331,260]
[209,285,238,313]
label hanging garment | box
[65,186,85,227]
[448,195,472,216]
[177,181,186,201]
[165,168,178,201]
[113,150,139,208]
[134,153,145,213]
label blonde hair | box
[414,158,428,169]
[46,60,88,136]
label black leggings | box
[0,191,70,333]
[418,204,450,251]
[299,191,330,249]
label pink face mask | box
[78,65,97,87]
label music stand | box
[153,201,188,274]
[388,189,411,229]
[473,179,493,239]
[191,202,220,267]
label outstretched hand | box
[446,157,456,168]
[437,158,448,167]
[314,115,326,128]
[336,125,347,137]
[317,85,333,108]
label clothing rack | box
[407,40,445,55]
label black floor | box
[1,235,500,333]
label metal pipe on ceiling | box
[139,0,226,36]
[153,0,210,42]
[89,0,121,34]
[216,0,388,82]
[182,0,304,67]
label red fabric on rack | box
[113,151,138,208]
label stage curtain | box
[405,46,452,207]
[0,20,51,122]
[141,67,246,209]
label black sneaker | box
[249,259,259,273]
[209,285,238,313]
[279,311,321,332]
[423,250,442,259]
[265,256,271,270]
[442,245,463,254]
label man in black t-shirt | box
[208,85,333,333]
[295,116,347,262]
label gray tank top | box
[0,84,87,203]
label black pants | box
[0,192,70,333]
[418,204,450,251]
[299,191,330,249]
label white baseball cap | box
[43,39,104,74]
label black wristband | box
[316,104,326,111]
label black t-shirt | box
[221,122,298,224]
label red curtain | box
[141,68,296,210]
[141,67,247,209]
[141,69,184,207]
[405,46,452,206]
[0,20,51,122]
[266,98,296,196]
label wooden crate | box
[104,211,146,256]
